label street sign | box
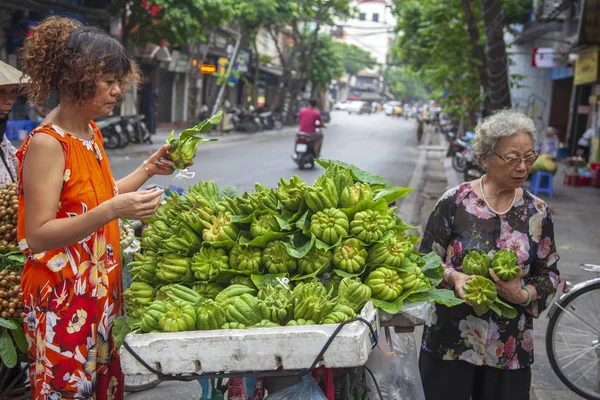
[218,57,228,74]
[200,64,217,74]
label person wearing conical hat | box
[0,60,28,185]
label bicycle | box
[546,263,600,400]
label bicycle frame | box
[547,277,600,320]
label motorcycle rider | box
[297,98,325,156]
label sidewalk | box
[411,128,600,399]
[105,125,299,159]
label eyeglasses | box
[495,153,538,166]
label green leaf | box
[9,323,27,354]
[6,254,26,265]
[406,288,464,307]
[495,298,518,319]
[245,232,289,248]
[371,296,404,314]
[291,258,331,281]
[251,273,290,290]
[218,186,239,200]
[215,269,254,284]
[113,317,132,350]
[332,267,366,279]
[316,159,392,187]
[488,302,502,317]
[421,252,444,286]
[284,233,314,259]
[314,235,344,252]
[373,186,413,204]
[294,210,310,233]
[0,329,17,368]
[203,240,236,251]
[0,318,17,330]
[340,198,389,220]
[274,215,292,231]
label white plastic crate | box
[120,301,379,376]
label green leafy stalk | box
[167,112,222,169]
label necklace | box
[479,175,517,216]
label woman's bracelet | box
[143,160,154,178]
[519,285,532,307]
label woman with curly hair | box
[17,17,182,399]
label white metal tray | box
[120,301,379,375]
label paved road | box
[115,112,421,399]
[110,112,420,198]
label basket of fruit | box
[0,183,19,251]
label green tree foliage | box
[391,0,531,119]
[383,67,429,101]
[111,0,236,46]
[308,35,345,92]
[266,0,353,122]
[333,42,377,77]
[392,0,482,119]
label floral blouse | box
[420,183,560,370]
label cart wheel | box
[124,374,162,392]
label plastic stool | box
[530,171,553,197]
[5,120,36,141]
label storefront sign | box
[532,48,561,68]
[578,105,590,114]
[200,64,217,74]
[551,66,574,80]
[574,48,599,86]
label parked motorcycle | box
[230,108,260,133]
[463,149,485,181]
[258,110,275,130]
[123,114,152,144]
[96,116,125,150]
[292,121,323,169]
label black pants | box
[419,352,531,400]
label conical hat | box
[0,60,28,87]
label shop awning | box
[359,92,383,101]
[259,65,284,77]
[133,43,173,62]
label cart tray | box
[120,301,378,376]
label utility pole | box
[211,30,242,116]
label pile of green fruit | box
[462,249,521,318]
[118,161,461,337]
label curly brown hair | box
[20,17,140,105]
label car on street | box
[383,101,401,116]
[347,101,372,115]
[333,101,351,111]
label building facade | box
[343,0,396,68]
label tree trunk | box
[462,0,491,116]
[252,40,260,108]
[481,0,511,110]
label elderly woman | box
[419,109,560,400]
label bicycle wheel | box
[124,374,161,393]
[546,281,600,400]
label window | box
[372,13,379,22]
[359,13,366,21]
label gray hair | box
[472,109,538,159]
